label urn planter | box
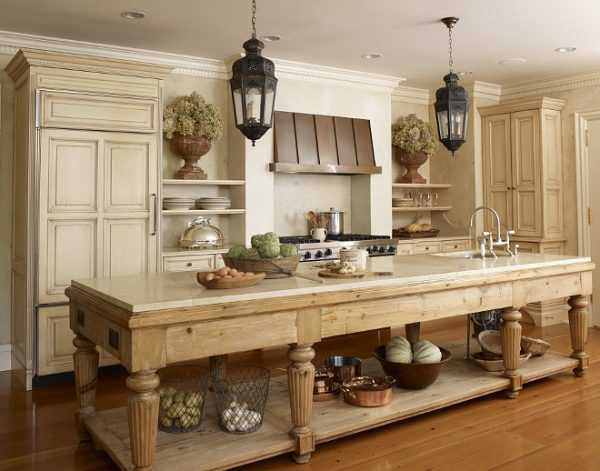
[171,134,211,180]
[395,148,428,184]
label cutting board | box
[318,269,366,279]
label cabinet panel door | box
[45,134,99,213]
[104,135,156,212]
[482,114,513,232]
[511,110,542,237]
[41,219,97,303]
[103,218,155,277]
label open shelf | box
[84,346,577,471]
[162,179,245,186]
[392,183,452,189]
[162,209,246,216]
[392,206,452,212]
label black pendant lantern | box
[434,17,469,156]
[230,0,278,146]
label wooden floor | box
[2,319,600,471]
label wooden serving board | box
[318,269,366,279]
[196,272,266,289]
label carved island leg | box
[288,343,316,464]
[405,322,421,343]
[500,308,523,399]
[568,295,589,377]
[126,370,160,471]
[73,335,99,440]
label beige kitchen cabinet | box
[6,49,170,386]
[162,252,226,272]
[37,305,117,375]
[481,97,565,244]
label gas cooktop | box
[279,234,397,262]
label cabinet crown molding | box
[478,96,566,116]
[5,48,173,82]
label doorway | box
[575,111,600,326]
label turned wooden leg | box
[73,335,99,440]
[126,370,160,471]
[500,308,523,399]
[568,295,589,377]
[288,343,316,464]
[405,322,421,343]
[209,355,228,383]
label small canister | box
[339,248,368,271]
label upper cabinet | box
[480,97,565,242]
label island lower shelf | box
[84,346,577,471]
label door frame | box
[574,110,600,325]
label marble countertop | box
[396,235,470,243]
[70,253,592,313]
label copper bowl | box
[341,376,395,407]
[373,345,452,390]
[323,356,362,384]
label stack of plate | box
[392,197,414,208]
[163,197,195,210]
[196,197,232,210]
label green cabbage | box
[280,244,298,257]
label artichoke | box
[242,247,260,259]
[280,244,298,257]
[227,245,248,259]
[250,232,281,258]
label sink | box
[433,250,513,259]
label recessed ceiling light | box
[260,35,281,42]
[498,57,527,65]
[555,46,576,53]
[121,11,145,20]
[362,53,383,60]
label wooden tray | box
[196,272,266,289]
[393,228,440,239]
[223,256,300,279]
[318,269,366,279]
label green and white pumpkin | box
[412,340,442,364]
[386,336,412,363]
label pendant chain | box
[448,25,454,73]
[251,0,257,38]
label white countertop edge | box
[71,255,592,314]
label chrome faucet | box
[468,206,516,258]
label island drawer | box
[414,242,442,254]
[395,243,415,255]
[442,239,471,252]
[163,254,216,272]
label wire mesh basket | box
[158,365,209,433]
[213,366,271,434]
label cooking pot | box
[179,216,224,249]
[318,208,344,235]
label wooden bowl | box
[477,330,503,356]
[521,336,551,357]
[223,256,300,279]
[196,271,265,289]
[373,345,452,390]
[341,376,395,407]
[471,351,532,372]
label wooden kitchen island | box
[66,253,593,471]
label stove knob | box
[324,248,332,256]
[303,252,312,260]
[388,246,396,253]
[370,246,378,254]
[378,246,386,253]
[315,250,323,259]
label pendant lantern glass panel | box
[232,88,244,126]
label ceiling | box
[1,0,599,88]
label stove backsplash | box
[274,173,352,235]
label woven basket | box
[521,336,551,357]
[222,256,300,279]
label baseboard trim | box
[0,344,12,372]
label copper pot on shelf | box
[171,134,211,180]
[341,376,395,407]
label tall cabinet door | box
[38,129,158,304]
[102,133,157,277]
[511,110,543,237]
[482,114,513,232]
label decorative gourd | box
[413,340,442,364]
[386,336,412,363]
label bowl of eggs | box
[196,266,266,289]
